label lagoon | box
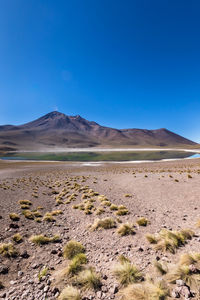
[1,150,199,162]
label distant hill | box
[0,111,197,151]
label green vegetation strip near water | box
[0,151,195,161]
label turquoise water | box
[189,153,200,158]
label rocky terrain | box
[0,111,196,151]
[0,159,200,299]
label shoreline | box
[5,147,200,153]
[1,154,200,165]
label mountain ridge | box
[0,111,197,151]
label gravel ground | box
[0,159,200,299]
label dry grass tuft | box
[120,283,146,300]
[179,252,200,266]
[101,200,111,207]
[51,210,63,216]
[196,219,200,228]
[113,260,143,286]
[12,233,23,243]
[32,211,43,218]
[167,252,200,291]
[18,199,32,206]
[120,280,169,300]
[97,195,108,202]
[22,210,34,220]
[35,217,42,223]
[38,267,48,281]
[43,212,56,222]
[76,268,101,290]
[154,261,168,275]
[116,217,122,223]
[29,234,60,245]
[37,206,44,210]
[58,286,81,300]
[110,204,118,211]
[117,223,135,236]
[136,217,149,227]
[56,199,64,205]
[115,206,129,216]
[20,204,30,209]
[9,213,20,221]
[146,234,157,244]
[118,255,131,264]
[146,228,194,253]
[167,265,199,290]
[72,205,80,209]
[0,243,18,257]
[90,217,117,231]
[180,229,195,240]
[63,240,85,259]
[95,207,105,215]
[67,253,87,276]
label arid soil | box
[0,159,200,300]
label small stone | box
[138,247,144,252]
[171,289,180,298]
[0,265,9,274]
[39,283,45,290]
[44,286,49,292]
[21,250,29,259]
[110,285,118,294]
[96,291,102,298]
[18,271,23,277]
[156,256,160,261]
[32,263,39,269]
[28,279,34,284]
[51,249,57,254]
[47,279,51,285]
[52,287,59,295]
[180,286,192,299]
[189,264,197,273]
[176,280,185,287]
[9,223,19,229]
[162,257,169,262]
[0,292,6,298]
[101,286,108,292]
[34,277,40,284]
[7,288,15,295]
[58,251,62,257]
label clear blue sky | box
[0,0,200,142]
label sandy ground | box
[0,159,200,299]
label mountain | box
[0,111,197,151]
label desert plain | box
[0,158,200,299]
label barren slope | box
[0,111,196,151]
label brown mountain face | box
[0,111,197,151]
